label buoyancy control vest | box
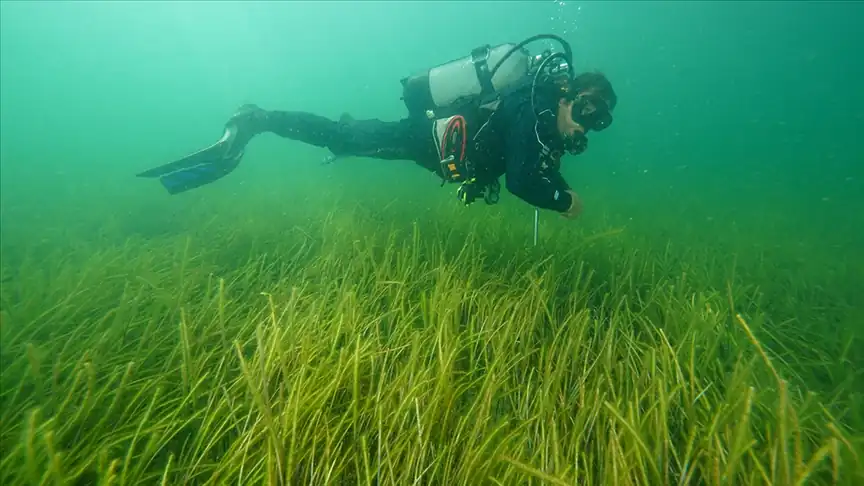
[399,34,576,205]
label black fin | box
[157,154,242,195]
[136,141,225,179]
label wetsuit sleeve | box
[503,111,573,212]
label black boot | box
[221,104,272,157]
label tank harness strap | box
[470,45,495,97]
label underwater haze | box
[1,1,863,484]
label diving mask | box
[572,93,613,132]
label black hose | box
[530,51,571,116]
[488,34,573,80]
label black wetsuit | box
[257,88,574,212]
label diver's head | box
[553,71,617,154]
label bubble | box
[550,0,583,39]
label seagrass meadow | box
[2,1,864,485]
[0,156,862,485]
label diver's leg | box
[255,110,342,148]
[233,105,435,163]
[321,115,434,162]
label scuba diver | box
[137,35,617,220]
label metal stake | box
[533,208,539,246]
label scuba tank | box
[400,34,575,120]
[400,44,530,119]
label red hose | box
[440,115,467,162]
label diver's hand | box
[560,190,583,220]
